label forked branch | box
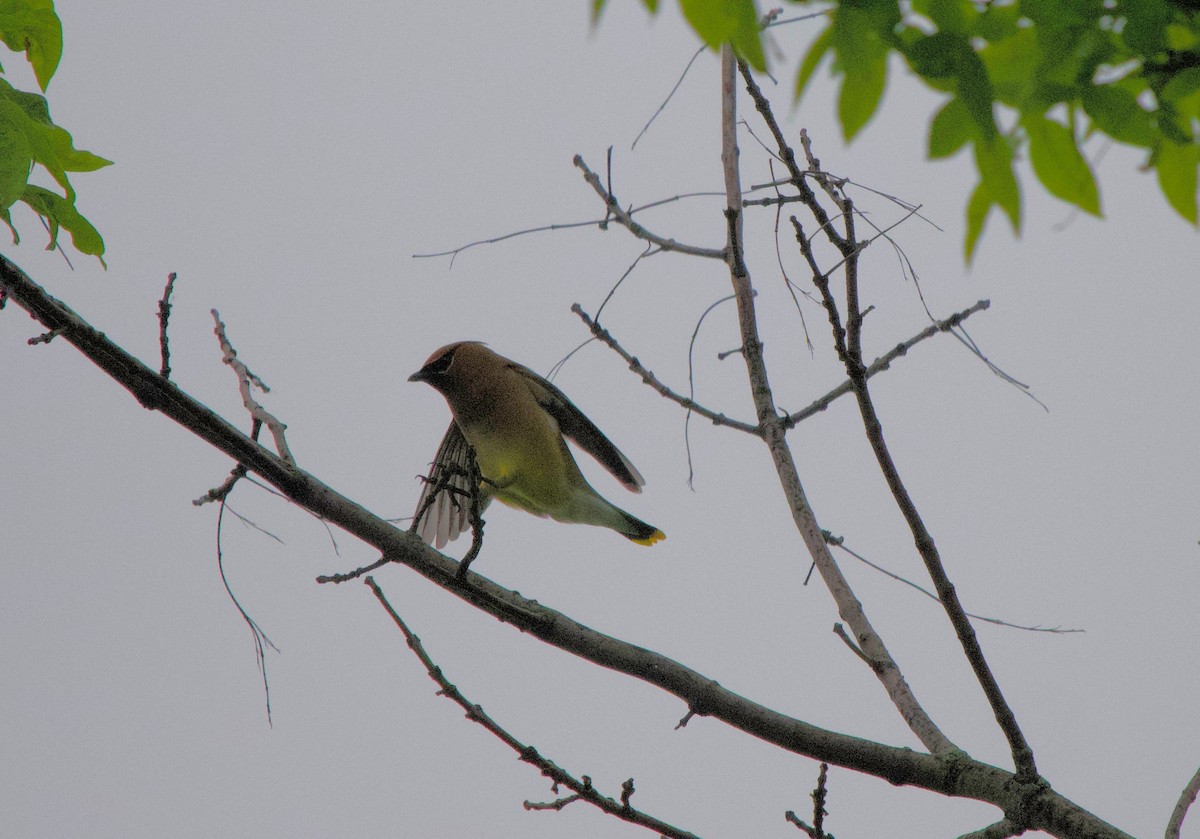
[734,59,1037,780]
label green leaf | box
[1119,0,1172,56]
[979,27,1040,108]
[20,183,106,261]
[914,0,972,33]
[1082,84,1158,147]
[0,0,63,91]
[964,179,991,261]
[679,0,765,71]
[1020,0,1103,30]
[928,96,973,158]
[1162,67,1200,104]
[1022,112,1101,214]
[973,134,1020,232]
[906,31,962,78]
[906,31,997,139]
[1156,139,1200,224]
[0,205,17,244]
[794,25,832,105]
[974,3,1020,42]
[1161,67,1200,136]
[1165,21,1199,52]
[0,98,31,209]
[832,4,896,141]
[0,78,112,203]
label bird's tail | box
[618,510,665,546]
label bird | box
[409,341,665,549]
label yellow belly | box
[471,430,576,519]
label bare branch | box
[827,533,1082,634]
[733,53,1039,781]
[412,218,604,264]
[157,271,177,378]
[632,44,706,150]
[0,200,1136,839]
[959,818,1024,839]
[1166,762,1200,839]
[216,498,279,725]
[211,309,295,466]
[365,577,701,839]
[784,763,834,838]
[722,49,957,760]
[835,199,1039,780]
[572,303,759,434]
[573,154,728,260]
[785,300,992,427]
[736,62,851,255]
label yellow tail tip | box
[631,529,666,546]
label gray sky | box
[3,3,1198,838]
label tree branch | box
[573,154,728,260]
[837,195,1038,782]
[1166,762,1200,839]
[364,576,700,839]
[571,302,760,435]
[0,255,1132,838]
[735,56,1038,782]
[718,46,958,762]
[785,299,992,427]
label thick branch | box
[0,253,1129,839]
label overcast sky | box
[3,3,1198,838]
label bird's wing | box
[511,362,645,492]
[414,421,485,548]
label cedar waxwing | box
[409,341,665,549]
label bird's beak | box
[407,368,428,383]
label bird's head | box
[408,341,491,395]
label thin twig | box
[827,533,1082,634]
[767,159,815,354]
[572,303,758,434]
[157,271,177,378]
[412,189,736,266]
[573,154,728,260]
[211,310,296,466]
[686,294,741,487]
[736,63,850,255]
[632,44,707,150]
[784,763,834,837]
[364,577,701,839]
[216,496,279,726]
[194,419,260,506]
[412,218,603,264]
[785,300,991,427]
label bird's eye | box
[427,349,456,375]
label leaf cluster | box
[0,0,109,261]
[600,0,1200,257]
